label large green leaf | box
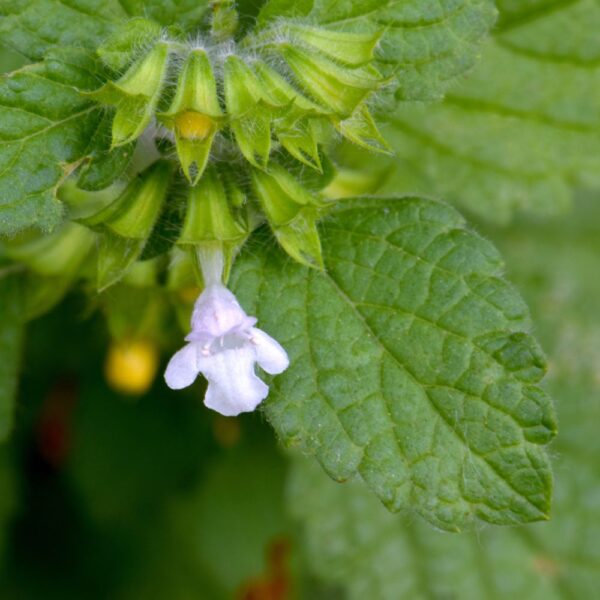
[0,0,210,62]
[0,0,124,60]
[0,49,107,234]
[0,272,24,441]
[384,0,600,221]
[231,197,556,531]
[289,195,600,599]
[257,0,497,101]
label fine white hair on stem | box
[197,244,225,286]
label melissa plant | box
[4,0,588,581]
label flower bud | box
[179,168,247,244]
[279,44,383,117]
[278,117,323,171]
[251,165,323,268]
[224,55,273,168]
[287,24,382,67]
[167,246,199,291]
[105,338,159,396]
[89,41,171,146]
[159,50,224,185]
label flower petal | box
[191,284,256,338]
[199,346,269,416]
[164,343,200,390]
[249,327,289,375]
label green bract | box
[177,167,248,280]
[81,160,173,290]
[79,15,392,265]
[89,42,172,146]
[159,49,224,184]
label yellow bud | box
[105,339,159,396]
[175,111,215,141]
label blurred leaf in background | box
[381,0,600,222]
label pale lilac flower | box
[164,282,289,416]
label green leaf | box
[289,196,600,599]
[117,0,210,30]
[77,113,134,191]
[383,0,600,221]
[0,0,209,63]
[0,0,124,60]
[258,0,313,24]
[0,272,24,441]
[258,0,497,101]
[0,49,107,234]
[231,197,556,530]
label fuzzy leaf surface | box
[384,0,600,221]
[0,0,124,60]
[0,49,107,234]
[0,0,210,60]
[231,197,556,530]
[289,197,600,599]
